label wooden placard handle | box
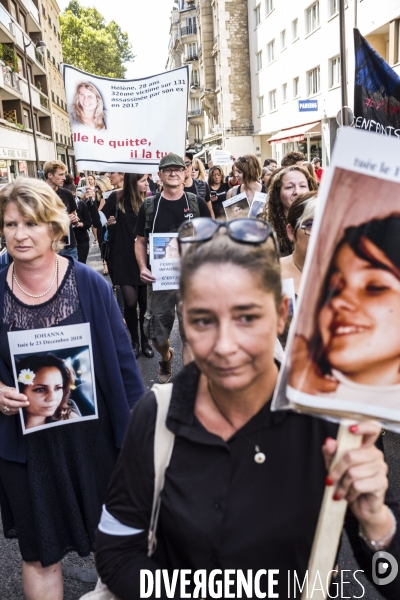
[301,419,362,600]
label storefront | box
[0,148,30,186]
[268,121,322,164]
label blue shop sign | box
[299,100,318,112]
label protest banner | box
[149,233,180,291]
[248,191,268,218]
[211,150,233,166]
[8,324,97,435]
[354,28,400,138]
[272,126,400,598]
[62,64,189,173]
[222,192,250,220]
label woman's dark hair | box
[208,166,224,188]
[180,234,282,310]
[233,155,262,185]
[260,166,318,255]
[17,353,75,422]
[310,215,400,372]
[118,173,147,214]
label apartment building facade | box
[166,0,205,152]
[0,0,54,183]
[248,0,400,166]
[40,0,74,174]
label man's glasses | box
[299,220,313,236]
[161,168,185,174]
[178,217,274,247]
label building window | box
[191,97,201,111]
[256,50,263,72]
[9,0,17,20]
[281,29,286,49]
[52,91,55,101]
[186,42,197,59]
[269,89,277,111]
[329,0,338,16]
[16,54,24,77]
[194,124,202,141]
[265,0,274,15]
[267,40,275,63]
[306,1,320,34]
[52,56,56,65]
[282,83,287,102]
[258,96,264,116]
[293,76,300,97]
[254,4,261,28]
[330,55,341,87]
[48,16,52,26]
[22,108,30,128]
[191,69,199,85]
[292,18,298,41]
[308,66,321,95]
[19,11,27,32]
[55,132,58,142]
[54,25,57,35]
[41,5,46,17]
[47,49,50,59]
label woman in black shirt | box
[101,174,153,359]
[96,221,400,600]
[208,166,229,219]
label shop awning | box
[268,121,320,145]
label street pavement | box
[0,241,396,599]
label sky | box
[58,0,173,79]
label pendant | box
[254,446,265,464]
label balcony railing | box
[39,93,48,109]
[188,109,203,116]
[35,49,44,66]
[184,54,198,62]
[180,24,197,36]
[0,3,14,38]
[3,68,20,93]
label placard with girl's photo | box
[273,127,400,432]
[222,192,250,220]
[149,232,180,291]
[8,323,98,434]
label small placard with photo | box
[248,192,268,219]
[149,233,180,291]
[222,192,250,220]
[8,323,98,435]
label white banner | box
[149,233,180,291]
[63,64,190,173]
[211,150,233,166]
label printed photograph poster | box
[223,192,250,220]
[8,324,98,435]
[62,64,189,173]
[248,192,268,219]
[272,127,400,433]
[149,233,180,291]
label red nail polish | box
[333,493,340,501]
[349,425,358,433]
[325,476,334,486]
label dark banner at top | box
[354,28,400,138]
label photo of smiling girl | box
[17,353,80,430]
[282,164,400,426]
[71,82,106,130]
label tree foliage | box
[60,0,134,78]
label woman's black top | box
[96,363,400,600]
[74,198,92,244]
[210,183,229,218]
[102,191,143,286]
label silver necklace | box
[207,381,266,464]
[12,257,59,298]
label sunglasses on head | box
[178,217,275,249]
[238,157,249,164]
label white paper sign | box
[248,192,268,218]
[8,324,98,435]
[149,233,180,291]
[222,192,250,219]
[282,278,297,317]
[211,150,233,166]
[63,64,189,173]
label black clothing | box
[96,363,400,600]
[184,180,211,204]
[102,192,142,287]
[75,199,92,264]
[56,186,77,247]
[120,284,148,347]
[209,182,229,218]
[136,194,211,238]
[148,177,158,194]
[0,262,118,566]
